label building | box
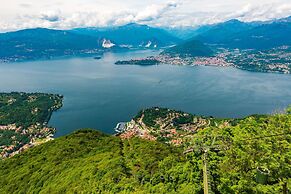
[114,122,127,133]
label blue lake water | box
[0,50,290,136]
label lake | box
[0,50,290,137]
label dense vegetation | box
[172,114,194,126]
[0,107,290,193]
[0,129,202,193]
[115,58,160,66]
[0,92,63,128]
[135,108,172,127]
[163,40,213,57]
[194,112,291,193]
[0,130,30,147]
[120,107,291,193]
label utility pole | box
[283,182,288,194]
[186,133,290,194]
[186,135,217,194]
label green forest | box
[0,107,290,193]
[0,92,63,128]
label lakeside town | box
[222,46,291,74]
[0,124,55,158]
[115,107,230,146]
[0,92,63,159]
[115,54,232,67]
[115,46,291,74]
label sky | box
[0,0,290,32]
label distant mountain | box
[193,19,256,45]
[275,15,291,23]
[163,26,201,40]
[163,20,254,41]
[1,16,290,62]
[191,17,291,49]
[225,21,291,49]
[71,23,181,48]
[0,28,103,61]
[0,23,180,62]
[163,40,213,57]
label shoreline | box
[0,92,63,159]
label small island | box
[115,57,160,66]
[94,56,102,60]
[0,92,63,158]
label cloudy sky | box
[0,0,291,32]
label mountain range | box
[71,23,180,48]
[0,23,180,61]
[0,16,290,62]
[0,28,102,60]
[161,16,291,57]
[186,16,291,50]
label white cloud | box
[40,10,62,22]
[225,3,291,21]
[0,0,290,32]
[0,1,179,31]
[135,2,177,22]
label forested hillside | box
[162,40,213,57]
[0,107,290,193]
[0,129,201,193]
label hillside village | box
[118,107,230,145]
[0,92,63,158]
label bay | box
[0,50,290,136]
